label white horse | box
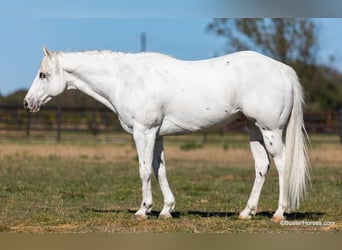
[24,47,309,222]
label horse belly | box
[158,108,241,136]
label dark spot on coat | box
[143,202,146,206]
[206,108,210,111]
[259,172,263,177]
[270,142,273,146]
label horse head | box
[24,46,67,112]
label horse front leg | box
[153,137,175,219]
[133,125,158,220]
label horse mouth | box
[24,98,41,112]
[24,96,51,112]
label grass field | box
[0,133,341,233]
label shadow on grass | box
[178,211,324,220]
[284,212,325,220]
[82,206,324,220]
[256,211,324,220]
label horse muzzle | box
[24,98,41,112]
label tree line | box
[1,19,341,111]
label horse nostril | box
[24,100,29,109]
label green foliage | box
[207,18,342,111]
[207,18,317,64]
[180,141,203,150]
[0,89,27,105]
[0,89,100,108]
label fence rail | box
[0,105,341,142]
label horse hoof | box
[238,213,252,220]
[135,213,148,220]
[159,213,173,219]
[271,215,285,223]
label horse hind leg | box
[239,121,270,219]
[260,127,288,222]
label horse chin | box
[42,96,52,105]
[31,107,40,113]
[30,103,41,113]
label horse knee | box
[254,153,270,177]
[255,163,270,178]
[139,164,152,181]
[250,141,270,178]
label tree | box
[207,18,342,111]
[207,18,317,65]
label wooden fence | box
[0,105,341,143]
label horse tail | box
[284,66,310,210]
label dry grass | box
[0,143,254,167]
[308,145,342,168]
[0,142,340,168]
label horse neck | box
[61,52,122,113]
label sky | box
[0,1,341,95]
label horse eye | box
[39,72,47,79]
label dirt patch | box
[166,146,253,166]
[9,224,83,233]
[308,145,342,168]
[0,143,254,167]
[0,143,340,168]
[0,143,137,163]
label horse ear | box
[42,46,52,56]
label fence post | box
[56,105,61,142]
